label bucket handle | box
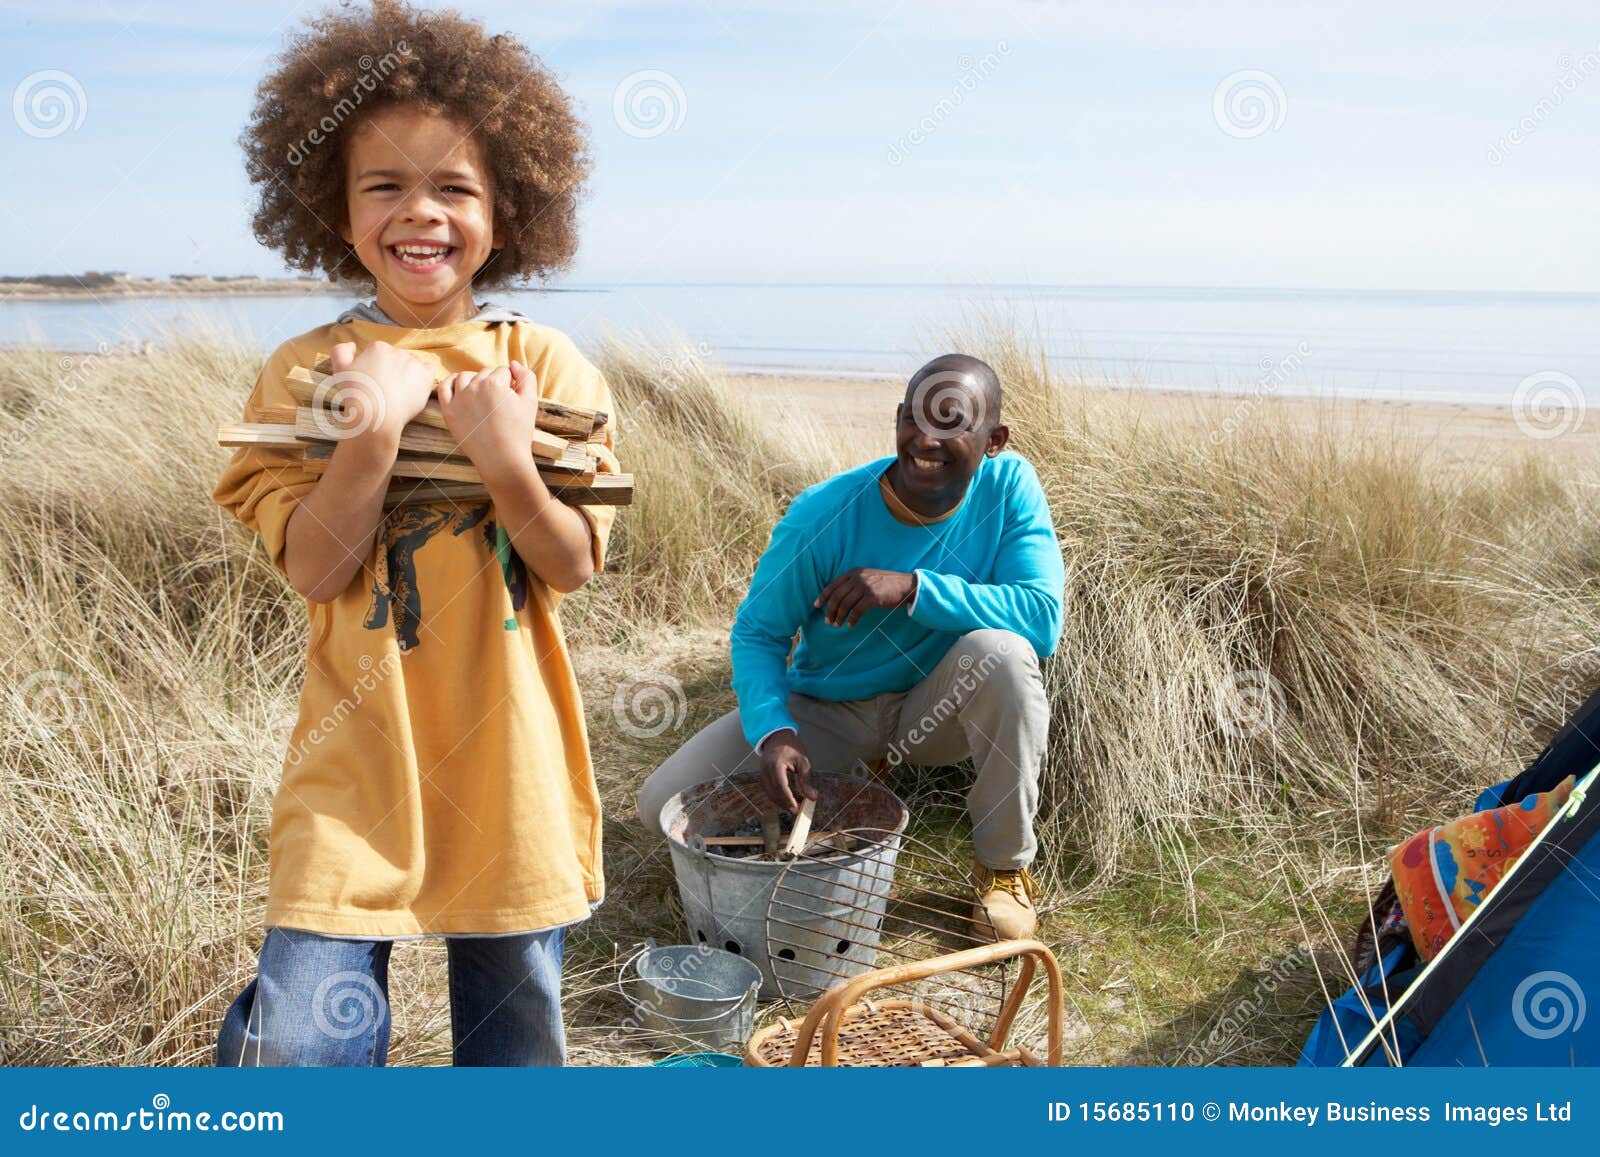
[621,979,761,1025]
[618,941,761,1025]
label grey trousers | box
[635,629,1049,869]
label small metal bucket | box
[621,942,762,1051]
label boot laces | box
[975,864,1041,905]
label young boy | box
[212,0,618,1066]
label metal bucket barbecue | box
[659,768,909,999]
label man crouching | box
[637,354,1065,938]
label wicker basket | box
[744,939,1063,1067]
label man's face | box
[893,369,1007,505]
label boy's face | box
[340,106,503,325]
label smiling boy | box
[212,1,617,1067]
[636,355,1065,938]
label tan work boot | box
[971,861,1041,941]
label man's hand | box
[815,568,917,627]
[436,360,541,484]
[326,340,436,448]
[759,729,818,815]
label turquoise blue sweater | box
[730,451,1065,748]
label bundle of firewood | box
[216,358,632,509]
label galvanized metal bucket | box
[659,767,909,999]
[621,941,762,1052]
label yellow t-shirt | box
[213,315,619,937]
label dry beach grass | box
[1,325,1598,1065]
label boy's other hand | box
[325,340,436,447]
[815,568,917,627]
[436,360,541,484]
[759,729,818,815]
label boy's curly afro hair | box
[239,0,590,289]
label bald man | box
[636,354,1065,939]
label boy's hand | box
[436,361,541,484]
[759,729,818,815]
[815,568,917,627]
[324,341,435,447]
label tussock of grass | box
[1,324,1596,1064]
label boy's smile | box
[340,106,503,328]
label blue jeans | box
[215,926,567,1067]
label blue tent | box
[1301,690,1600,1066]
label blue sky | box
[2,0,1597,291]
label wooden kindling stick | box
[781,797,817,859]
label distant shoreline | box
[0,278,346,302]
[0,278,604,302]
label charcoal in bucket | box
[659,768,909,998]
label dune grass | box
[1,324,1596,1065]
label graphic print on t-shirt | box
[364,503,493,651]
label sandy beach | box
[732,371,1597,466]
